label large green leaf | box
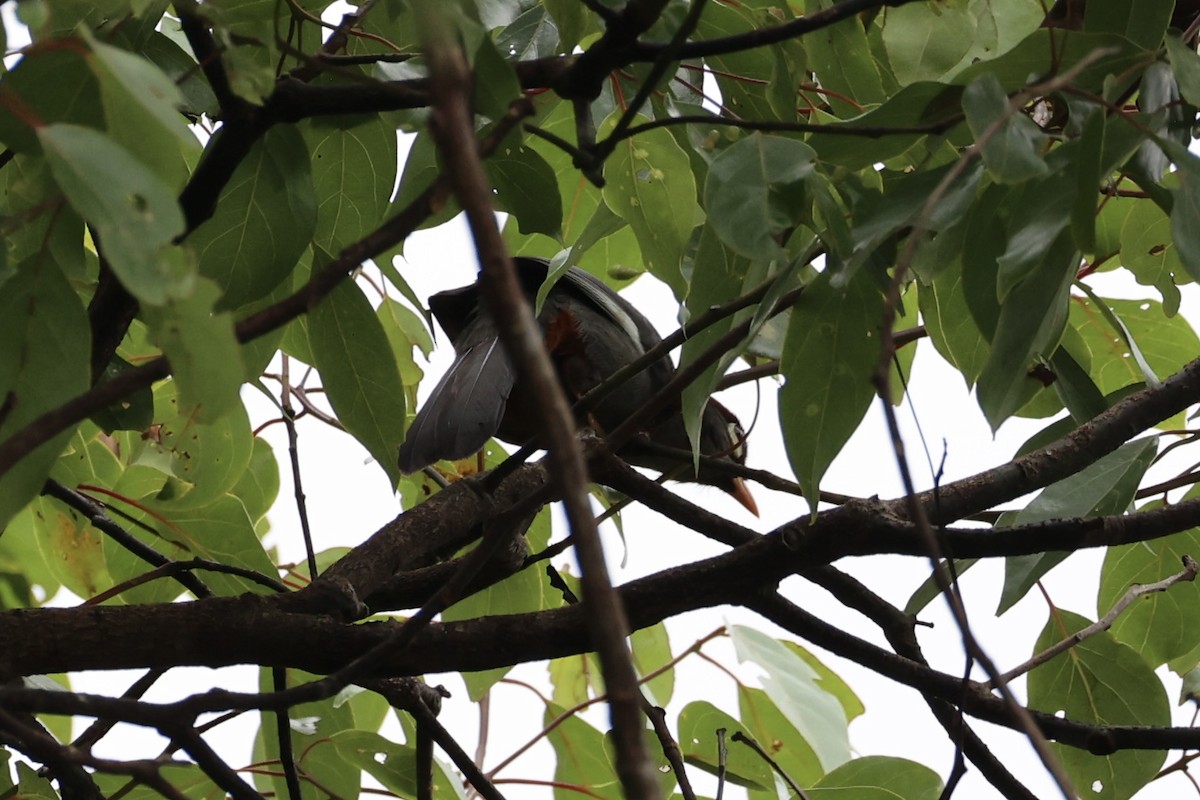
[976,232,1077,429]
[703,133,816,261]
[1027,609,1168,800]
[803,0,886,115]
[882,1,977,85]
[0,47,104,154]
[0,259,90,531]
[677,701,772,790]
[601,113,698,295]
[1071,295,1200,402]
[729,625,851,772]
[150,382,256,512]
[738,685,824,798]
[811,756,943,799]
[1100,515,1200,668]
[331,730,465,799]
[304,114,396,254]
[962,73,1048,184]
[487,140,563,238]
[779,271,881,507]
[308,281,406,488]
[546,703,623,800]
[141,278,244,422]
[39,124,188,305]
[695,1,797,122]
[190,127,317,309]
[998,437,1158,614]
[85,30,199,187]
[1083,0,1173,51]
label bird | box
[396,257,758,515]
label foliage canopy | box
[3,0,1200,799]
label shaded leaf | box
[39,124,188,305]
[1027,609,1168,800]
[998,437,1157,613]
[780,271,881,507]
[190,127,317,309]
[309,281,406,488]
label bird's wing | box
[396,337,514,472]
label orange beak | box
[728,477,759,517]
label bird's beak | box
[728,478,759,517]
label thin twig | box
[730,731,810,800]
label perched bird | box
[397,257,757,514]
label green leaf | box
[805,82,963,170]
[803,0,886,115]
[443,509,552,700]
[304,114,396,254]
[140,30,219,118]
[39,124,188,305]
[703,133,816,261]
[1071,295,1200,399]
[487,140,563,238]
[918,257,989,386]
[1170,156,1200,284]
[390,131,459,232]
[630,622,674,707]
[882,1,977,85]
[998,437,1157,614]
[498,4,559,61]
[202,0,281,103]
[695,2,797,121]
[601,113,699,295]
[677,701,772,790]
[976,232,1077,429]
[1112,194,1184,314]
[142,278,243,422]
[475,31,524,119]
[679,227,759,461]
[28,495,111,601]
[1027,609,1168,800]
[152,382,256,511]
[847,161,982,282]
[736,686,824,798]
[812,756,943,798]
[730,625,851,772]
[84,29,198,187]
[109,492,276,601]
[543,0,590,52]
[0,47,104,154]
[781,639,865,722]
[331,730,465,799]
[308,281,406,488]
[1100,518,1200,667]
[1165,32,1200,108]
[996,172,1075,300]
[2,153,86,280]
[253,669,378,800]
[547,703,623,800]
[377,297,434,390]
[0,259,91,531]
[1083,0,1172,51]
[190,127,317,309]
[954,31,1143,96]
[962,73,1048,184]
[780,271,881,508]
[230,437,280,524]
